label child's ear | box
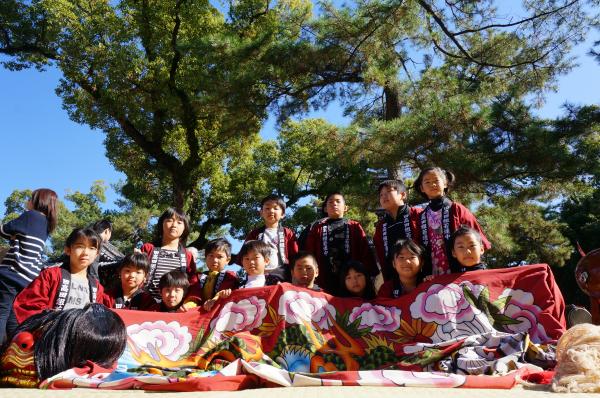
[400,191,407,201]
[64,246,71,256]
[451,248,457,258]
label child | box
[244,194,298,282]
[378,240,425,298]
[149,270,190,312]
[305,192,378,295]
[450,226,487,273]
[140,208,197,300]
[238,240,278,288]
[0,188,58,343]
[338,260,377,300]
[12,228,107,324]
[290,251,321,291]
[184,238,239,311]
[104,252,155,310]
[91,219,124,290]
[414,167,491,277]
[374,180,422,280]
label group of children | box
[0,166,492,344]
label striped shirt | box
[147,248,182,300]
[0,210,49,285]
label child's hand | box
[218,289,232,299]
[423,275,435,282]
[203,299,217,312]
[133,248,142,254]
[179,302,197,312]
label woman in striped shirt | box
[0,188,58,343]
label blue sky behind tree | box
[0,32,598,217]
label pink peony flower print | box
[498,289,550,343]
[127,320,192,361]
[277,290,336,329]
[210,296,267,338]
[410,283,480,325]
[349,303,401,332]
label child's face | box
[205,249,231,272]
[162,216,185,241]
[326,194,347,219]
[393,247,422,280]
[379,186,406,212]
[420,171,447,199]
[65,237,99,274]
[120,265,146,291]
[242,249,269,276]
[259,200,284,226]
[345,268,366,297]
[292,257,318,288]
[452,233,484,268]
[161,287,185,309]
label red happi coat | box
[305,218,378,294]
[373,206,422,281]
[140,243,199,286]
[13,266,107,324]
[244,225,299,265]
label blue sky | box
[0,34,598,219]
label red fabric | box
[140,243,198,285]
[373,206,422,280]
[143,374,264,391]
[13,267,106,324]
[305,218,378,293]
[245,226,299,264]
[377,279,395,298]
[186,270,239,305]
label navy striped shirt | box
[0,210,49,285]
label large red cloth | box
[32,264,565,391]
[13,267,106,323]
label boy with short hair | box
[290,251,321,291]
[450,226,487,273]
[91,219,125,289]
[373,180,422,280]
[149,270,190,312]
[305,192,378,295]
[104,252,154,310]
[244,194,298,282]
[184,238,239,311]
[238,240,279,288]
[13,228,107,323]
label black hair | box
[158,270,190,293]
[238,239,272,260]
[378,179,407,194]
[414,167,455,199]
[205,238,232,258]
[392,239,426,284]
[91,219,113,234]
[119,252,149,274]
[323,192,345,206]
[12,303,126,381]
[338,260,376,300]
[290,251,317,268]
[65,228,102,251]
[153,207,190,247]
[449,226,483,250]
[260,194,286,212]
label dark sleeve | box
[453,203,491,250]
[0,212,31,239]
[13,269,55,323]
[285,228,299,263]
[373,221,385,271]
[352,221,379,277]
